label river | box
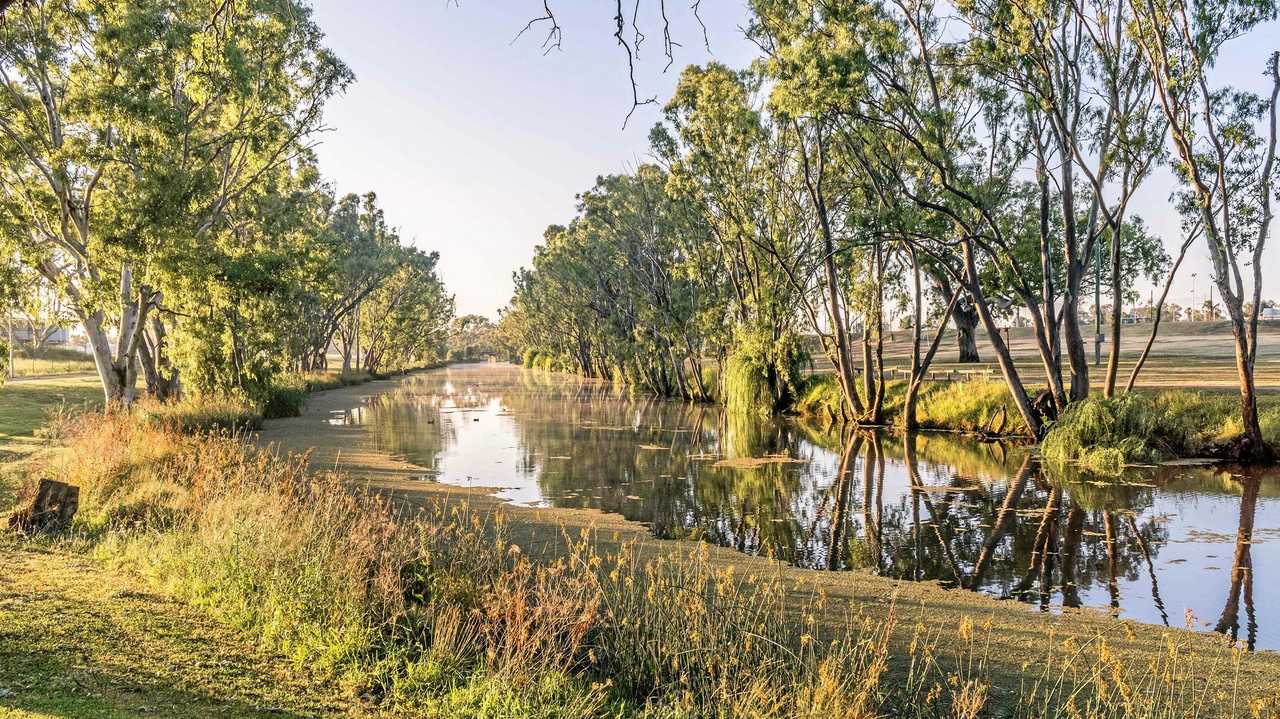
[333,362,1279,651]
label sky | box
[307,1,1278,320]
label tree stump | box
[7,479,79,534]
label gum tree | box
[1129,0,1279,459]
[0,0,348,404]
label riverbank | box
[4,368,1279,716]
[256,370,1280,716]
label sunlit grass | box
[7,410,1269,717]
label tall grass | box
[1042,391,1280,473]
[794,377,1031,437]
[12,412,1268,717]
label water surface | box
[336,363,1278,651]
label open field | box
[817,320,1280,392]
[0,376,102,458]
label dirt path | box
[258,373,1280,712]
[0,542,353,719]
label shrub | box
[260,376,309,419]
[1041,390,1280,473]
[134,395,263,433]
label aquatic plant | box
[1042,391,1280,473]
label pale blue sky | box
[308,1,1278,319]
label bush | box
[260,376,309,419]
[135,395,263,433]
[1041,390,1280,473]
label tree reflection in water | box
[1215,476,1260,650]
[344,364,1280,649]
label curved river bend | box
[334,363,1279,651]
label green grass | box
[0,540,349,718]
[5,346,98,377]
[0,376,102,446]
[794,375,1030,436]
[1041,391,1280,473]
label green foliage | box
[1042,391,1280,474]
[506,167,727,399]
[722,329,807,416]
[0,0,353,405]
[260,377,310,420]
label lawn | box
[0,541,350,719]
[0,376,103,451]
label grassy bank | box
[0,540,347,718]
[794,375,1031,437]
[4,407,1278,718]
[1041,391,1280,473]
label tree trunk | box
[954,303,980,363]
[1061,287,1090,401]
[931,272,980,364]
[961,241,1043,437]
[1104,215,1124,397]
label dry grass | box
[7,408,1274,717]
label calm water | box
[337,363,1279,651]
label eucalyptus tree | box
[445,314,499,362]
[659,64,817,413]
[0,0,349,405]
[956,0,1166,400]
[579,166,719,398]
[294,192,402,373]
[508,167,719,399]
[164,157,330,398]
[354,248,453,374]
[1128,0,1279,459]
